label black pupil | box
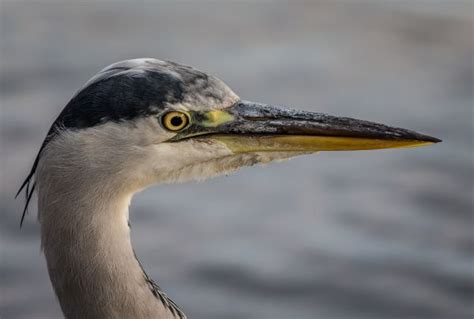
[170,116,183,127]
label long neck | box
[37,174,183,319]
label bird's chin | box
[152,137,308,185]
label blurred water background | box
[1,1,473,319]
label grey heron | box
[17,58,440,319]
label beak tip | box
[418,134,442,144]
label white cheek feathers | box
[37,115,307,197]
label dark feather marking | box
[16,58,222,226]
[133,250,187,319]
[16,124,62,227]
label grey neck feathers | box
[36,146,185,319]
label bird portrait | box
[16,58,440,319]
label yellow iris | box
[162,111,189,132]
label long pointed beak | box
[176,100,441,152]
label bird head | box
[19,58,440,221]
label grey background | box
[1,1,473,319]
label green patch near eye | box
[201,110,234,127]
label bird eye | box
[161,111,190,132]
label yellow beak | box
[211,135,436,153]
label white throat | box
[36,138,186,319]
[34,120,299,319]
